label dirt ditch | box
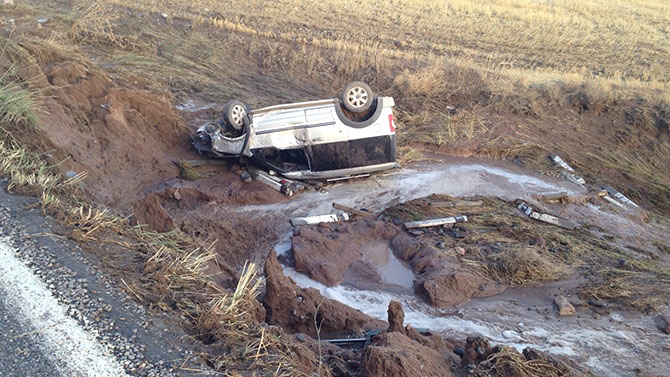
[4,34,670,377]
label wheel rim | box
[231,105,246,127]
[346,87,369,108]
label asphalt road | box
[0,180,210,377]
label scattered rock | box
[454,246,466,256]
[554,295,576,316]
[460,336,493,366]
[160,13,168,19]
[653,314,670,334]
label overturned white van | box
[193,82,397,179]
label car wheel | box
[341,81,374,113]
[223,100,249,131]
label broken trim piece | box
[290,213,350,226]
[602,185,639,208]
[516,201,578,230]
[550,155,576,173]
[404,216,468,229]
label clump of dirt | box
[130,182,287,288]
[264,250,386,337]
[3,39,189,210]
[292,219,398,286]
[391,232,505,307]
[133,193,176,233]
[360,331,456,377]
[359,301,458,377]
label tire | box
[341,81,374,113]
[223,100,249,131]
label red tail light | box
[388,114,396,133]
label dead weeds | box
[384,194,670,313]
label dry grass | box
[475,346,583,377]
[17,0,666,211]
[384,195,670,312]
[0,128,320,375]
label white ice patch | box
[0,239,130,377]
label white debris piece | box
[561,170,586,187]
[550,155,575,173]
[290,213,350,226]
[602,195,626,209]
[517,201,578,230]
[530,212,578,230]
[603,185,638,208]
[404,215,468,229]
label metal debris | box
[549,155,575,172]
[560,170,586,187]
[529,212,578,230]
[516,201,578,230]
[249,168,295,196]
[332,203,375,218]
[290,213,350,226]
[602,195,625,209]
[602,185,638,208]
[429,200,483,208]
[326,174,371,182]
[404,216,468,229]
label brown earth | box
[290,217,505,308]
[10,41,190,210]
[264,250,386,337]
[391,233,506,308]
[292,219,398,286]
[360,301,457,377]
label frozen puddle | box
[266,158,669,377]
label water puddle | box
[344,240,415,294]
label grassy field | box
[2,0,669,211]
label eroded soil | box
[2,13,669,377]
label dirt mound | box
[393,233,505,307]
[292,219,398,286]
[133,193,176,233]
[5,42,189,210]
[264,250,386,337]
[360,301,457,377]
[360,331,456,377]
